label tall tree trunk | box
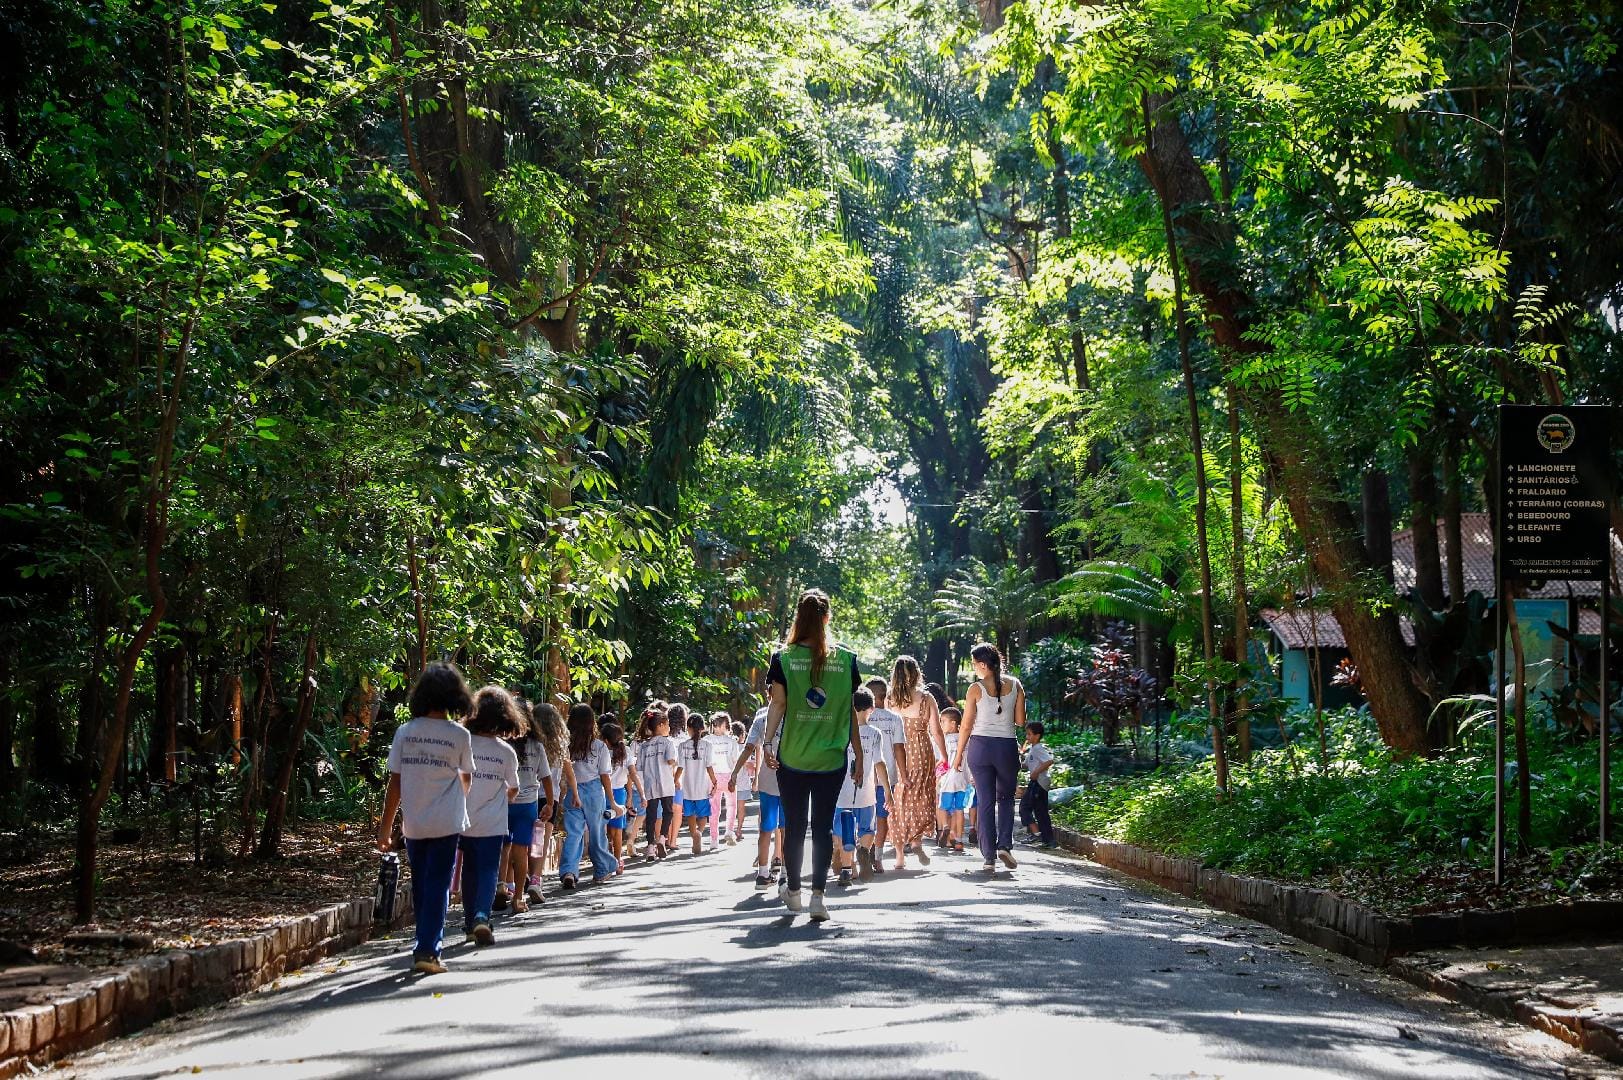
[1409,449,1445,610]
[257,630,319,857]
[1228,395,1251,762]
[238,614,279,857]
[1362,469,1393,584]
[1442,430,1466,602]
[407,533,428,679]
[1137,91,1431,756]
[1147,94,1228,793]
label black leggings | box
[777,763,844,892]
[643,796,674,845]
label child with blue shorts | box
[834,689,891,886]
[937,707,969,853]
[732,705,783,890]
[600,720,641,874]
[675,712,717,856]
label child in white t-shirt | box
[834,689,891,886]
[1019,720,1056,847]
[636,709,678,858]
[731,705,782,890]
[674,713,717,855]
[936,707,969,853]
[460,687,522,946]
[703,712,740,847]
[378,662,476,975]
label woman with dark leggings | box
[763,589,862,922]
[952,642,1026,872]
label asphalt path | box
[65,835,1619,1079]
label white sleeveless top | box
[971,676,1022,741]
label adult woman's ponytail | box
[785,588,832,682]
[971,642,1004,713]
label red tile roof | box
[1391,512,1620,600]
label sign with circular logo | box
[1537,413,1575,453]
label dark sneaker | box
[472,921,495,947]
[560,874,577,890]
[838,868,852,887]
[754,873,771,891]
[998,849,1018,869]
[856,847,874,882]
[492,888,510,912]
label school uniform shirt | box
[836,724,889,810]
[637,735,678,799]
[386,716,475,839]
[609,756,629,789]
[1024,741,1055,790]
[703,732,738,777]
[867,707,906,783]
[550,758,568,802]
[745,707,780,798]
[676,738,715,801]
[513,738,551,804]
[938,732,968,794]
[465,734,520,837]
[570,738,612,787]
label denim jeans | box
[403,834,459,960]
[561,781,616,881]
[967,736,1019,863]
[778,763,844,892]
[457,834,506,930]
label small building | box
[1261,513,1616,709]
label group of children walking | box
[378,657,1058,974]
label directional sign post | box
[1495,404,1614,885]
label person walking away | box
[936,706,970,853]
[561,703,620,888]
[728,719,752,843]
[762,589,862,922]
[675,712,718,854]
[602,721,641,873]
[664,704,692,850]
[863,677,908,873]
[1019,720,1056,847]
[833,689,890,886]
[637,709,678,859]
[731,704,783,890]
[377,661,476,975]
[459,687,522,945]
[886,656,945,871]
[501,699,555,913]
[704,712,740,846]
[523,703,573,892]
[954,643,1026,872]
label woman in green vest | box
[762,588,862,922]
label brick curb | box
[0,886,412,1077]
[1054,825,1623,1064]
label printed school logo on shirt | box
[637,735,678,799]
[677,739,714,800]
[837,724,889,810]
[867,707,906,780]
[386,716,475,840]
[466,734,520,838]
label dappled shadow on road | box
[70,849,1575,1080]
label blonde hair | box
[889,655,922,710]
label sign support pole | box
[1494,586,1507,885]
[1602,577,1611,848]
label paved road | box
[67,839,1617,1079]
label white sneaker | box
[808,890,829,922]
[998,849,1018,869]
[783,887,804,912]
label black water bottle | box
[375,851,401,925]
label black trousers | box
[777,763,844,892]
[643,796,674,846]
[1019,782,1053,844]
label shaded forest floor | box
[0,821,374,969]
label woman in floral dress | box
[887,656,947,870]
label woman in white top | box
[561,703,620,888]
[951,642,1026,872]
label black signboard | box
[1498,403,1614,582]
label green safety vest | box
[777,642,856,773]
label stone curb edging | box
[0,887,412,1077]
[1389,954,1623,1065]
[1053,825,1623,1065]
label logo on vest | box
[805,687,827,710]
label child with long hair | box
[728,719,751,843]
[562,702,620,887]
[459,687,522,945]
[675,711,718,855]
[600,720,643,873]
[703,711,740,847]
[527,703,574,888]
[636,707,678,859]
[663,703,691,850]
[936,707,969,853]
[731,702,784,891]
[499,696,555,914]
[377,662,475,975]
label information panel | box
[1498,403,1614,582]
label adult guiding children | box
[762,588,862,923]
[953,642,1026,872]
